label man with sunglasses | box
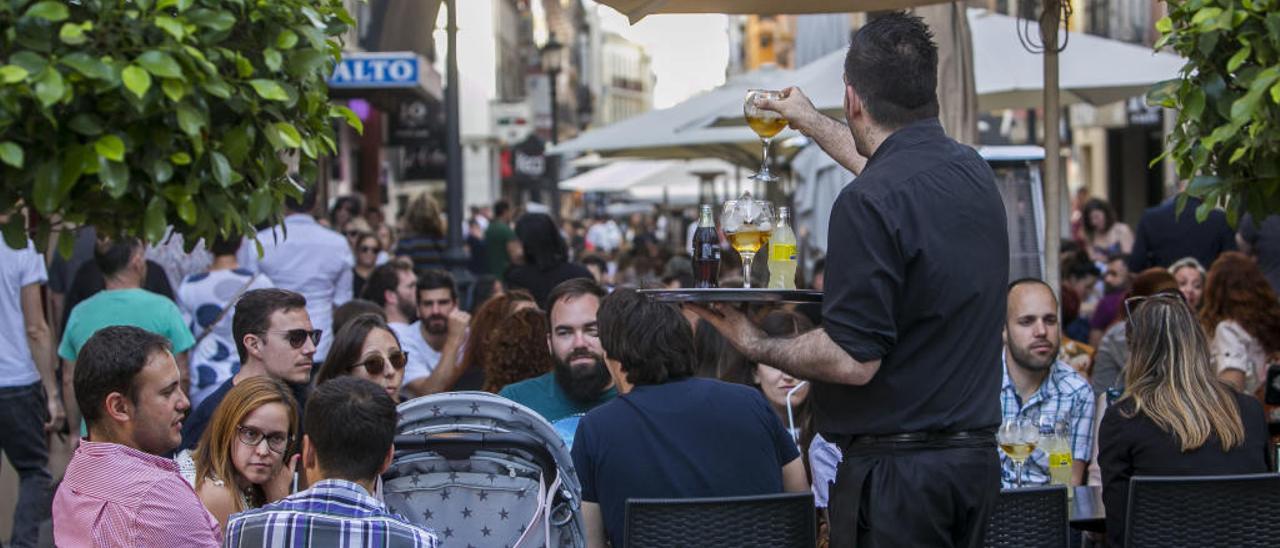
[180,289,318,451]
[54,326,220,546]
[998,279,1095,488]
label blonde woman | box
[1098,293,1269,547]
[178,376,300,532]
[1167,256,1205,310]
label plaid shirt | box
[999,353,1096,488]
[224,479,439,548]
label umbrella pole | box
[1042,0,1062,294]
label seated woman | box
[1199,251,1280,396]
[178,376,300,533]
[1099,293,1270,547]
[482,308,554,394]
[314,313,407,403]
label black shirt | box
[819,118,1008,436]
[1127,196,1236,272]
[505,262,593,309]
[1239,213,1280,293]
[571,378,800,548]
[1098,392,1269,547]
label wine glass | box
[721,197,775,289]
[744,89,787,182]
[997,416,1040,488]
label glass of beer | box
[721,197,775,289]
[998,416,1040,489]
[744,89,787,183]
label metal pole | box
[1042,0,1062,290]
[444,0,465,261]
[549,69,560,220]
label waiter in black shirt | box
[691,13,1009,548]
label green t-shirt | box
[59,288,196,362]
[484,220,517,276]
[499,371,618,423]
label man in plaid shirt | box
[225,377,437,547]
[999,279,1096,488]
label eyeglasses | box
[266,329,322,349]
[353,351,409,376]
[1124,290,1186,323]
[237,425,290,454]
[359,246,380,254]
[345,230,361,238]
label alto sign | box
[328,52,423,89]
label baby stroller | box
[384,391,586,548]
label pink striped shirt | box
[53,439,221,547]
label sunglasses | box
[266,329,323,349]
[345,230,361,238]
[1124,290,1186,324]
[237,425,290,454]
[359,246,380,254]
[353,351,409,376]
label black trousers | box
[828,442,1001,548]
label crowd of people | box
[4,11,1280,548]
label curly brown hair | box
[1200,251,1280,355]
[460,290,536,380]
[482,308,553,393]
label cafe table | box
[1069,485,1105,533]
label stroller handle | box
[393,431,561,489]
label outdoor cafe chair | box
[983,485,1069,548]
[623,492,815,548]
[1125,473,1280,547]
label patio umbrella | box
[593,0,1078,288]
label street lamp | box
[540,33,564,217]
[540,32,564,145]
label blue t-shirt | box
[499,371,618,424]
[571,377,800,548]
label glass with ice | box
[721,194,775,289]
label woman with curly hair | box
[482,307,554,393]
[455,289,536,390]
[1080,198,1133,263]
[1201,251,1280,394]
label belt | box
[828,428,996,451]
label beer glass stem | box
[1014,460,1024,489]
[758,137,772,179]
[742,252,755,289]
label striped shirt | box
[999,353,1097,488]
[52,439,221,547]
[224,479,438,548]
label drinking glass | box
[997,416,1040,488]
[744,89,787,182]
[720,198,775,289]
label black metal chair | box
[623,492,815,548]
[983,485,1069,548]
[1125,473,1280,547]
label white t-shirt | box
[0,240,48,387]
[177,268,274,408]
[388,321,440,387]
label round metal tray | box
[638,288,823,304]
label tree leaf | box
[210,151,232,187]
[170,152,192,165]
[330,105,363,134]
[177,196,197,225]
[95,135,126,162]
[1155,16,1172,33]
[285,49,329,78]
[187,9,236,32]
[151,158,174,184]
[249,79,289,101]
[1195,200,1214,223]
[34,68,65,107]
[0,141,23,168]
[200,77,232,98]
[162,78,186,102]
[32,160,61,214]
[272,122,302,148]
[136,51,184,79]
[175,103,205,136]
[1229,146,1247,164]
[248,189,273,223]
[59,23,88,45]
[276,29,298,50]
[0,65,29,84]
[23,1,69,22]
[145,197,168,244]
[157,0,194,11]
[98,157,129,198]
[154,15,186,41]
[68,113,104,136]
[264,49,282,72]
[60,53,111,80]
[9,52,47,76]
[122,65,152,98]
[2,213,27,251]
[1227,45,1251,73]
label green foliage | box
[0,0,360,252]
[1149,0,1280,225]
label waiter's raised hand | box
[754,87,819,136]
[684,303,765,361]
